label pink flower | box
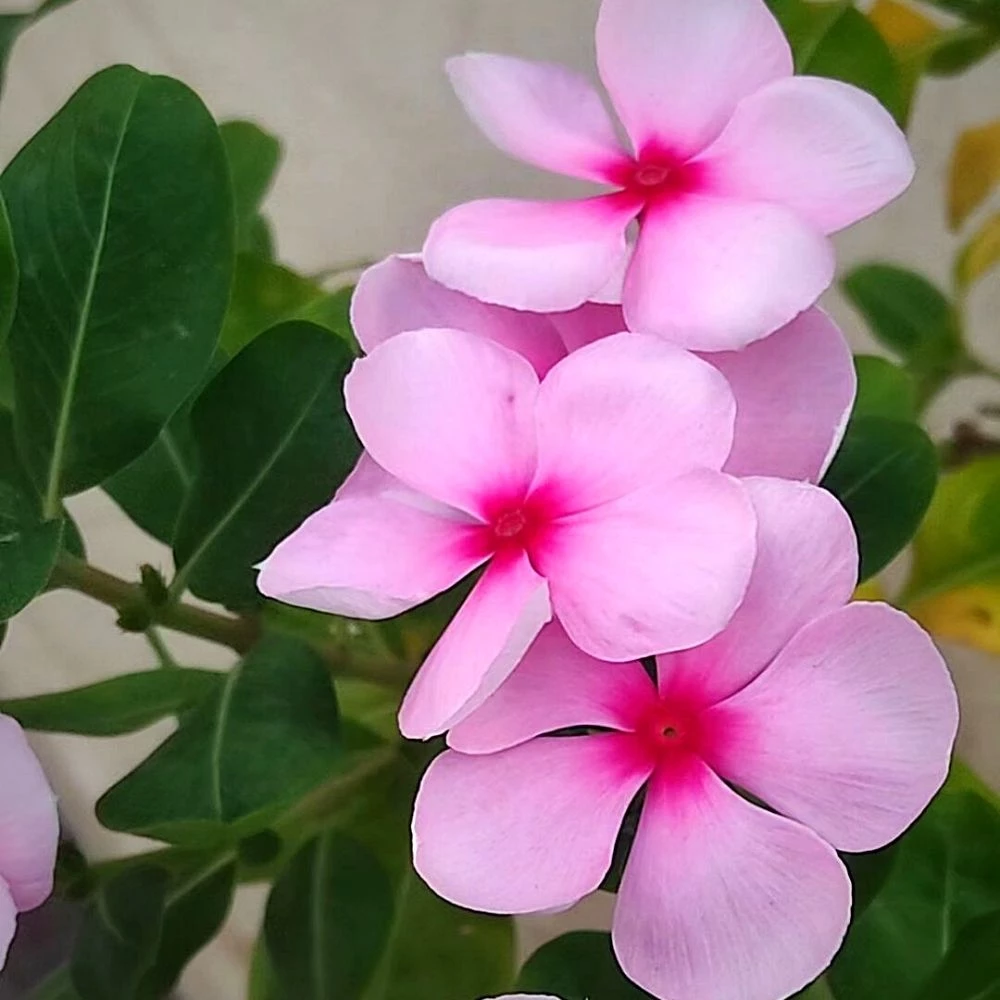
[412,479,958,1000]
[354,254,857,483]
[0,716,59,968]
[423,0,914,351]
[258,328,757,740]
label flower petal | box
[413,734,652,912]
[596,0,792,158]
[448,622,656,754]
[548,301,624,354]
[538,471,756,660]
[623,194,835,350]
[614,761,850,1000]
[399,553,551,740]
[0,716,58,912]
[257,495,486,619]
[351,255,567,376]
[447,53,630,183]
[532,333,736,511]
[345,328,539,518]
[657,478,857,706]
[700,76,914,233]
[424,195,642,313]
[704,308,856,481]
[706,602,959,853]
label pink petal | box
[448,622,656,754]
[623,195,835,350]
[257,495,486,619]
[538,471,756,661]
[399,553,551,740]
[548,301,624,354]
[0,881,15,970]
[424,195,642,313]
[0,717,58,912]
[533,333,736,512]
[614,760,850,1000]
[345,328,539,518]
[351,255,567,376]
[596,0,792,158]
[657,478,857,706]
[447,53,630,183]
[706,602,959,853]
[413,734,652,912]
[699,76,914,234]
[704,308,856,481]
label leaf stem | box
[145,627,180,669]
[49,554,404,688]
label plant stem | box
[145,627,180,669]
[49,554,404,688]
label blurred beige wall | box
[0,1,998,997]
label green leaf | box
[97,634,345,843]
[914,909,1000,1000]
[1,64,234,516]
[821,416,938,580]
[518,931,652,999]
[842,265,964,400]
[0,667,221,736]
[171,321,360,607]
[136,861,236,999]
[827,790,1000,1000]
[927,28,1000,76]
[852,355,918,422]
[26,967,80,1000]
[221,254,355,355]
[907,457,1000,600]
[0,479,62,620]
[768,0,905,123]
[0,195,16,349]
[220,120,281,255]
[264,833,393,1000]
[70,866,169,1000]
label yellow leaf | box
[869,0,940,51]
[955,210,1000,290]
[949,120,1000,231]
[853,579,886,602]
[911,582,1000,654]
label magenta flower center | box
[493,508,528,539]
[633,697,708,765]
[613,148,707,204]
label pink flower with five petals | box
[413,479,958,1000]
[257,328,757,740]
[424,0,914,350]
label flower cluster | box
[259,1,959,998]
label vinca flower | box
[0,716,59,968]
[424,0,914,350]
[413,479,958,1000]
[258,328,756,740]
[353,254,857,483]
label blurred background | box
[0,0,998,996]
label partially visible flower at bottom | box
[0,715,60,969]
[413,478,959,1000]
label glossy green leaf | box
[136,861,236,999]
[0,667,221,736]
[70,867,169,1000]
[97,634,345,843]
[821,416,938,580]
[852,355,917,422]
[171,321,360,608]
[1,65,233,516]
[842,265,964,399]
[26,967,80,1000]
[907,457,1000,600]
[768,0,905,122]
[914,909,1000,1000]
[518,931,652,999]
[220,120,281,255]
[0,478,62,620]
[264,833,393,1000]
[827,790,1000,1000]
[221,254,355,355]
[0,195,16,349]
